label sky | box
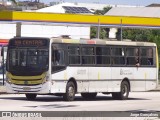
[36,0,160,6]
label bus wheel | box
[81,93,97,99]
[25,94,37,101]
[63,81,76,101]
[117,81,129,100]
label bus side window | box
[135,48,140,66]
[126,47,139,66]
[111,47,125,65]
[140,48,153,66]
[52,45,65,65]
[147,48,153,65]
[57,50,65,65]
[54,50,60,65]
[52,46,59,65]
[52,44,66,73]
[68,46,80,65]
[96,47,110,65]
[81,47,95,65]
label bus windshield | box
[7,48,49,75]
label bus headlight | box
[42,75,49,84]
[6,76,11,84]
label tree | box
[2,0,17,4]
[9,0,17,4]
[91,6,112,39]
[94,6,112,15]
[122,29,151,41]
[122,28,160,62]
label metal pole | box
[120,19,123,41]
[16,22,22,37]
[97,19,100,39]
[2,46,4,85]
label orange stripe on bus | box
[0,39,9,43]
[87,40,96,44]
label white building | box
[0,0,12,6]
[105,7,160,17]
[0,2,144,40]
[49,2,144,11]
[0,2,93,40]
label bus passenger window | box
[126,48,139,66]
[148,58,153,65]
[58,50,65,65]
[135,48,140,66]
[111,47,125,65]
[82,47,95,64]
[96,47,110,65]
[54,50,60,65]
[147,48,153,65]
[53,50,64,65]
[52,44,66,73]
[140,48,154,66]
[68,46,80,65]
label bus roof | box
[51,38,156,47]
[9,37,156,47]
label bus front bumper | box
[5,82,50,94]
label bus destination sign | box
[10,39,48,47]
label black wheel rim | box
[122,84,128,97]
[68,86,75,98]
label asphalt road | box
[0,92,160,111]
[0,92,160,120]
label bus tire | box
[63,81,76,101]
[81,93,97,99]
[117,81,129,100]
[25,94,37,101]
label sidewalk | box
[0,84,160,94]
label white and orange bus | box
[5,37,158,101]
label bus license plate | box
[23,87,31,91]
